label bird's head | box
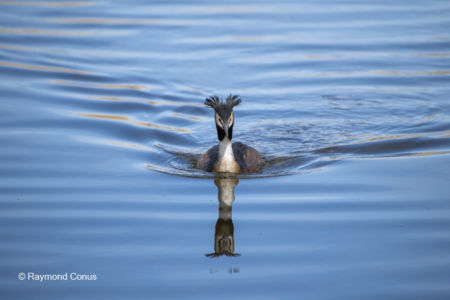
[204,94,241,141]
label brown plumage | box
[197,142,262,173]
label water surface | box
[1,1,450,299]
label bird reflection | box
[205,177,241,257]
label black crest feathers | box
[204,94,241,112]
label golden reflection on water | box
[149,99,203,107]
[319,130,450,161]
[232,36,271,42]
[247,69,450,79]
[172,113,203,121]
[0,1,92,7]
[145,163,178,175]
[46,18,193,26]
[0,44,30,51]
[53,80,151,91]
[419,53,450,57]
[173,84,207,95]
[373,70,450,76]
[422,115,438,122]
[0,28,98,36]
[312,70,450,77]
[323,130,449,153]
[86,95,203,108]
[229,51,450,65]
[319,149,450,161]
[77,136,153,151]
[78,113,189,133]
[363,150,450,159]
[350,130,450,145]
[52,80,203,108]
[195,5,259,14]
[106,140,152,151]
[103,84,147,91]
[0,61,89,74]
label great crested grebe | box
[197,95,262,173]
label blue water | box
[1,1,450,299]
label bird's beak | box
[223,124,229,137]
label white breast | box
[214,138,240,172]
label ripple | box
[0,28,104,36]
[45,18,194,26]
[2,1,450,298]
[143,115,450,179]
[0,1,93,7]
[0,61,90,74]
[0,0,448,182]
[317,132,450,158]
[77,113,190,134]
[254,69,450,80]
[52,80,152,91]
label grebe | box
[197,95,262,173]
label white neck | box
[215,138,238,172]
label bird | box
[197,94,262,173]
